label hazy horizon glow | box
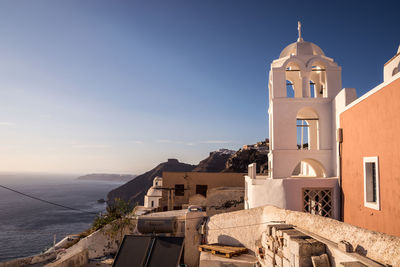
[0,0,399,175]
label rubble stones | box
[257,224,327,267]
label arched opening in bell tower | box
[309,81,315,98]
[286,80,295,98]
[291,158,327,178]
[296,107,319,150]
[309,62,327,98]
[285,62,302,97]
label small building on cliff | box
[144,176,163,209]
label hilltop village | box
[3,28,400,267]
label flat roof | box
[141,209,188,218]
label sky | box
[0,0,399,175]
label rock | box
[192,149,236,172]
[224,141,269,173]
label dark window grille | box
[372,163,377,202]
[303,188,332,218]
[366,162,377,202]
[196,185,208,197]
[175,184,185,196]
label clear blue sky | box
[0,0,399,174]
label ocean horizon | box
[0,173,124,262]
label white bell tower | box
[268,22,342,179]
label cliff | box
[224,140,269,173]
[107,159,195,206]
[192,149,236,172]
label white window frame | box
[363,156,380,210]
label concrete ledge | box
[45,249,88,267]
[0,252,56,267]
[199,251,258,267]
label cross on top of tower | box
[297,21,303,42]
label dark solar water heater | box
[112,235,184,267]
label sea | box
[0,173,124,262]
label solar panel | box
[145,236,184,267]
[113,235,184,267]
[113,236,152,267]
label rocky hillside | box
[107,159,195,206]
[224,139,269,173]
[192,149,236,172]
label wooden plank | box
[198,244,248,258]
[199,244,246,251]
[199,247,247,254]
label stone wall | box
[257,223,382,267]
[0,252,56,267]
[206,205,400,266]
[184,212,207,267]
[44,219,136,267]
[45,249,88,267]
[206,187,244,216]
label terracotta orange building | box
[340,45,400,237]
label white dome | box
[279,40,325,59]
[146,187,162,197]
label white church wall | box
[245,176,286,210]
[144,195,161,209]
[282,177,339,219]
[245,175,339,218]
[332,87,358,177]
